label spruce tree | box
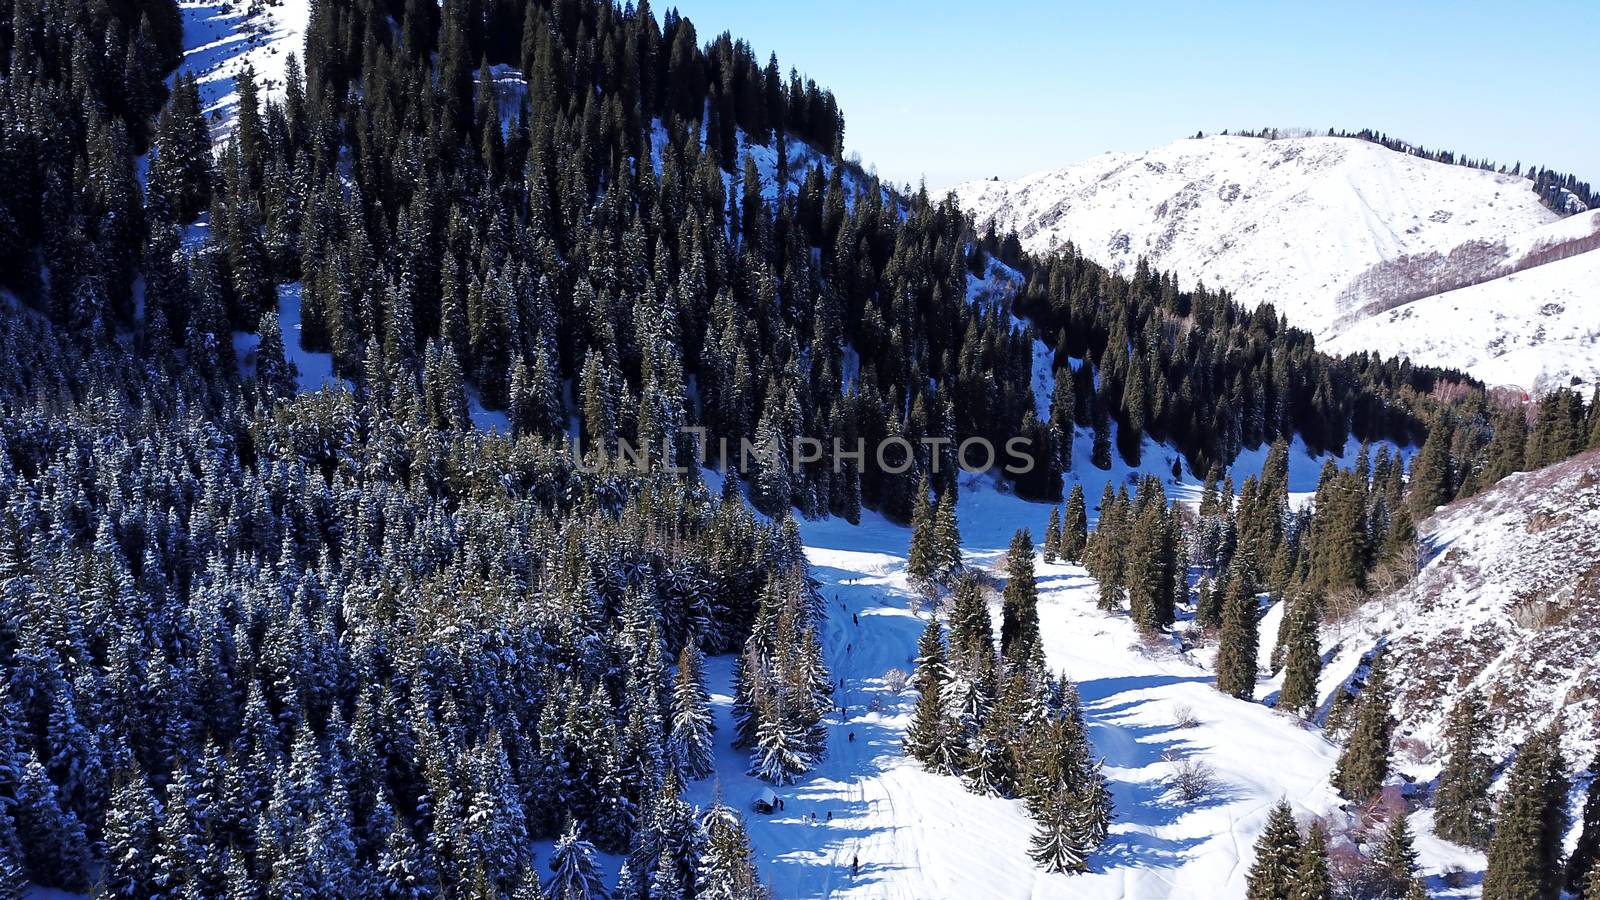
[699,806,767,900]
[545,820,608,900]
[1407,417,1454,517]
[1331,652,1393,803]
[1028,786,1091,875]
[934,491,963,576]
[1372,812,1419,897]
[668,645,716,781]
[1062,485,1089,562]
[1434,688,1493,849]
[1289,822,1331,900]
[1000,529,1040,660]
[905,618,960,774]
[1568,754,1600,894]
[255,307,299,402]
[1276,593,1320,717]
[1044,507,1062,563]
[1245,800,1301,900]
[100,767,161,899]
[1214,568,1259,700]
[906,477,938,586]
[1483,724,1569,900]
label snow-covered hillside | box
[952,135,1598,393]
[177,0,308,132]
[1320,448,1600,783]
[1323,240,1600,393]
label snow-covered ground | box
[1318,449,1600,788]
[952,134,1598,393]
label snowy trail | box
[684,457,1468,898]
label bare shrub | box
[882,667,909,696]
[1323,585,1368,624]
[1171,704,1201,729]
[1328,846,1390,900]
[1162,749,1218,803]
[1393,735,1431,766]
[1368,542,1421,593]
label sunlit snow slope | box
[953,135,1599,392]
[177,0,309,133]
[1323,237,1600,392]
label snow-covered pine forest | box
[1,0,1599,897]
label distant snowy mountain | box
[952,135,1599,392]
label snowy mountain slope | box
[951,135,1597,392]
[177,0,309,132]
[1322,244,1600,393]
[952,135,1557,332]
[1330,208,1600,327]
[1318,448,1600,785]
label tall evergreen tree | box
[545,820,609,900]
[1061,485,1089,563]
[1332,652,1393,803]
[1276,592,1320,716]
[1568,755,1600,895]
[1000,529,1040,660]
[1483,724,1569,900]
[1372,812,1420,898]
[1215,568,1260,700]
[1289,822,1331,900]
[1245,800,1301,900]
[904,618,959,774]
[1434,689,1493,849]
[668,645,716,781]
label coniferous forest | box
[3,0,1600,896]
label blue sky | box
[672,0,1600,190]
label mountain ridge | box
[953,134,1598,392]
